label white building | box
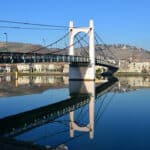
[118,59,150,73]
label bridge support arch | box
[69,20,95,80]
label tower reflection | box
[69,81,95,139]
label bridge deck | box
[0,52,118,69]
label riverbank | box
[115,72,150,77]
[1,71,150,78]
[0,72,68,76]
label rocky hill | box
[98,44,150,60]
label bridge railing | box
[96,58,118,68]
[0,52,118,69]
[0,52,90,64]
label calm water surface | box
[0,75,150,150]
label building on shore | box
[0,63,69,74]
[118,58,150,74]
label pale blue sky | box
[0,0,150,50]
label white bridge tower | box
[69,20,95,80]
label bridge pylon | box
[69,20,95,80]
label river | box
[0,75,150,150]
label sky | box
[0,0,150,50]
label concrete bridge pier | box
[69,64,95,81]
[69,20,95,81]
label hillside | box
[99,44,150,60]
[0,42,49,53]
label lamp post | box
[4,32,8,52]
[42,38,46,46]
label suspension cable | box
[0,25,68,30]
[75,36,89,56]
[29,32,69,53]
[0,19,69,29]
[64,30,90,50]
[95,31,118,60]
[95,36,107,59]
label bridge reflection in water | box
[0,77,117,148]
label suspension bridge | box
[0,20,118,80]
